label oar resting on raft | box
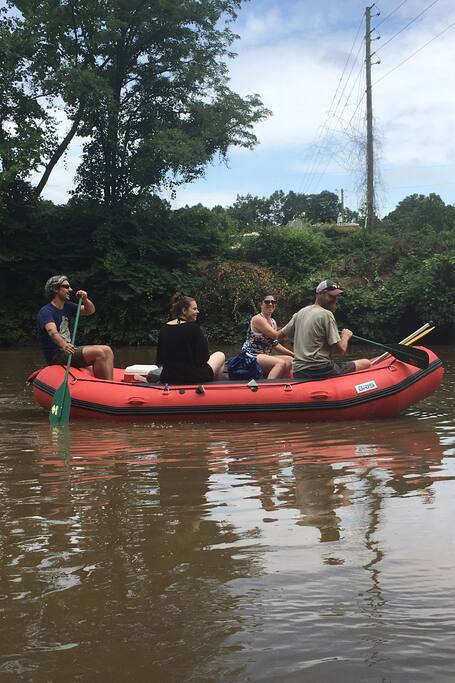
[351,334,430,370]
[370,322,434,366]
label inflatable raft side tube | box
[32,358,443,417]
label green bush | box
[242,225,334,280]
[1,191,455,347]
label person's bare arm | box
[76,290,95,316]
[334,328,352,355]
[251,314,281,339]
[44,322,75,354]
[274,342,293,357]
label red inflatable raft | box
[28,346,443,422]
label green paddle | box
[352,334,429,370]
[49,298,83,426]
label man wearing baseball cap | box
[37,275,114,380]
[278,279,370,379]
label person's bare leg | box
[82,345,114,380]
[208,351,225,379]
[353,358,371,371]
[100,345,114,379]
[257,354,288,379]
[267,360,288,379]
[273,355,293,377]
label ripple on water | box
[1,348,455,681]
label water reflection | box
[10,417,445,679]
[31,418,448,531]
[2,346,455,681]
[2,427,259,679]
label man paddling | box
[38,275,114,380]
[278,279,371,380]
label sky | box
[36,0,455,217]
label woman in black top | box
[156,292,225,384]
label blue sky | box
[39,0,455,217]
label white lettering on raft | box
[355,380,378,394]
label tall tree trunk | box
[34,107,83,197]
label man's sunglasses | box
[263,299,276,305]
[59,284,71,289]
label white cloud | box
[25,0,455,210]
[229,7,455,161]
[168,188,240,209]
[229,42,341,148]
[217,0,455,214]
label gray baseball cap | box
[44,275,69,300]
[315,279,343,296]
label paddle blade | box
[388,344,429,369]
[48,299,82,426]
[49,378,72,426]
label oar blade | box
[352,333,430,370]
[49,378,72,426]
[48,298,82,427]
[388,344,429,370]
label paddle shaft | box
[70,297,83,346]
[406,327,435,345]
[62,297,83,376]
[49,298,83,425]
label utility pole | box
[365,5,374,229]
[336,188,345,224]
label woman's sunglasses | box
[263,299,276,305]
[59,284,71,289]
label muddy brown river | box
[1,345,454,682]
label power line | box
[326,17,365,120]
[317,76,365,175]
[306,83,367,194]
[377,0,441,52]
[337,60,364,121]
[301,57,368,195]
[301,70,366,193]
[341,91,366,137]
[298,2,454,205]
[375,0,409,30]
[325,65,366,166]
[332,36,364,117]
[374,17,455,86]
[333,50,364,118]
[299,17,365,193]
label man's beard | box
[324,298,337,313]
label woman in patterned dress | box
[241,295,293,378]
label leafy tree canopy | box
[384,193,455,232]
[2,0,269,206]
[227,189,357,228]
[0,8,55,189]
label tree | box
[228,190,343,228]
[7,0,269,207]
[227,193,270,228]
[280,190,308,225]
[384,193,455,231]
[0,8,55,193]
[305,190,338,223]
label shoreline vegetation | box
[2,190,455,348]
